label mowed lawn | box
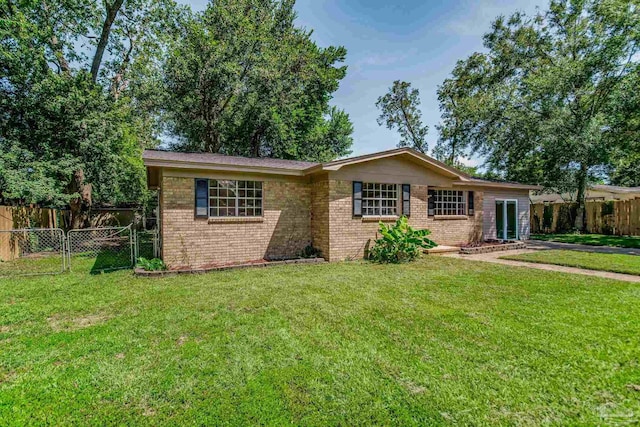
[501,249,640,276]
[1,257,640,425]
[530,233,640,249]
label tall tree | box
[436,0,640,230]
[0,0,182,227]
[162,0,352,161]
[376,80,429,154]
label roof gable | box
[309,148,469,180]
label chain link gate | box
[134,229,160,260]
[67,225,134,272]
[0,228,66,277]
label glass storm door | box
[495,200,518,240]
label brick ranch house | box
[143,148,537,268]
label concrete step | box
[425,245,461,255]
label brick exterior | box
[310,178,330,259]
[325,181,483,261]
[160,174,486,266]
[161,176,312,268]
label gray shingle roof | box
[591,184,640,194]
[143,150,319,171]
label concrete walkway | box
[525,239,640,256]
[444,249,640,283]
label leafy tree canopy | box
[0,0,184,227]
[162,0,353,162]
[376,80,429,153]
[435,0,640,229]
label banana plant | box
[368,216,437,263]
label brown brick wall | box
[160,174,485,266]
[426,190,484,246]
[326,180,483,261]
[161,176,312,268]
[310,178,330,259]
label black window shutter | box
[195,179,209,218]
[468,191,475,216]
[428,189,435,216]
[402,184,411,216]
[353,181,362,217]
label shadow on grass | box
[68,252,132,275]
[530,233,640,249]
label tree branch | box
[90,0,125,83]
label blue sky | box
[182,0,547,165]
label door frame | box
[495,199,519,240]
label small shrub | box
[542,204,554,231]
[299,244,322,258]
[556,204,577,233]
[136,257,167,271]
[368,216,437,264]
[601,201,615,216]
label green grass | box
[0,253,64,275]
[530,233,640,248]
[500,249,640,276]
[1,258,640,425]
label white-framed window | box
[429,189,467,216]
[208,180,263,217]
[361,183,398,216]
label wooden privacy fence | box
[530,199,640,236]
[0,206,59,261]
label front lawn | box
[501,249,640,276]
[530,233,640,248]
[1,258,640,425]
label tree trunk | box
[69,170,92,229]
[250,130,261,157]
[90,0,125,83]
[574,163,588,231]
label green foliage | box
[436,0,640,229]
[162,0,353,161]
[298,245,322,259]
[601,201,615,216]
[368,216,437,263]
[543,204,554,230]
[136,257,167,271]
[0,72,151,207]
[556,204,577,234]
[0,0,183,223]
[376,81,429,153]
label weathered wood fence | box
[530,199,640,236]
[0,206,59,261]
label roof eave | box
[143,158,307,176]
[453,180,541,191]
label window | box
[208,180,263,217]
[361,183,398,216]
[428,189,467,216]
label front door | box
[495,200,518,240]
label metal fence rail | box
[135,229,160,260]
[0,226,159,276]
[0,228,66,276]
[67,225,134,272]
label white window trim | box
[496,198,519,240]
[361,182,399,217]
[431,189,468,216]
[208,180,263,218]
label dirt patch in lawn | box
[48,312,113,332]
